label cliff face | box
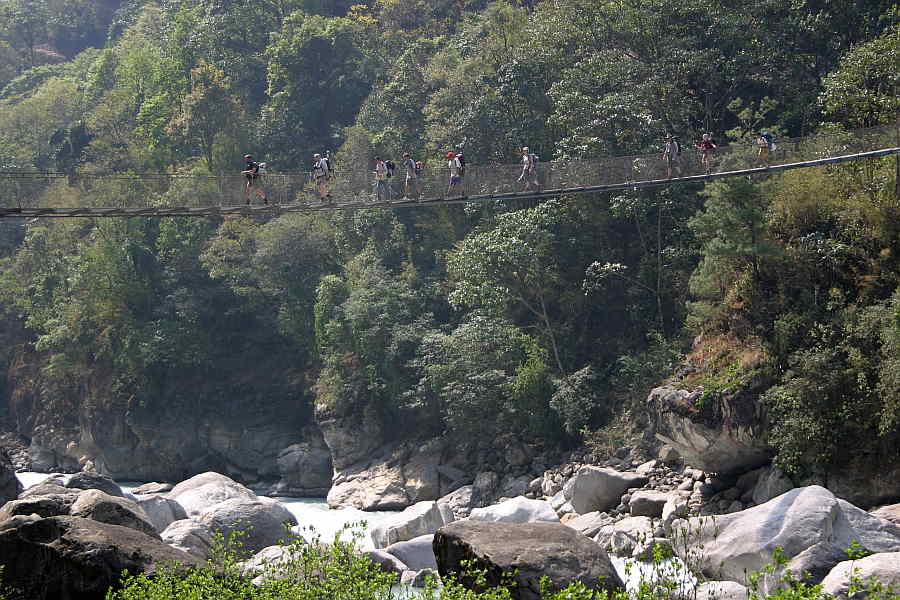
[4,348,332,495]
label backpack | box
[385,160,395,178]
[528,153,539,169]
[258,162,267,175]
[415,161,423,175]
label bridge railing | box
[1,121,897,210]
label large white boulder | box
[198,498,298,554]
[132,494,187,533]
[563,467,648,514]
[469,497,559,524]
[370,501,448,549]
[672,486,900,583]
[385,534,438,571]
[168,472,257,517]
[161,519,215,560]
[821,552,900,598]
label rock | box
[0,516,200,600]
[648,385,773,474]
[240,544,304,583]
[434,520,623,599]
[198,497,298,554]
[133,494,188,533]
[70,489,159,539]
[550,489,568,511]
[0,494,74,520]
[662,495,689,525]
[362,549,407,575]
[470,497,560,524]
[629,490,670,517]
[326,463,409,511]
[161,519,216,560]
[19,481,80,501]
[65,471,124,497]
[751,466,794,504]
[563,466,648,514]
[657,445,681,464]
[505,441,531,467]
[499,475,531,498]
[632,536,672,560]
[672,486,900,583]
[0,450,22,505]
[758,542,849,596]
[735,466,766,492]
[528,477,542,494]
[272,442,333,497]
[385,534,438,571]
[439,485,475,520]
[594,516,653,556]
[820,458,900,509]
[565,511,611,538]
[132,482,174,495]
[370,501,447,549]
[695,581,749,600]
[168,472,258,517]
[821,552,900,598]
[403,452,442,503]
[871,503,900,525]
[636,460,658,475]
[401,567,439,587]
[542,473,563,497]
[473,471,499,503]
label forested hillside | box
[0,0,898,498]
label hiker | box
[241,154,268,205]
[374,157,391,202]
[518,146,539,191]
[755,132,774,166]
[403,152,419,199]
[696,134,717,174]
[456,152,466,181]
[313,153,331,200]
[661,135,681,178]
[446,151,462,196]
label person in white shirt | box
[313,153,330,200]
[446,151,462,197]
[402,152,419,199]
[661,135,681,178]
[374,157,390,202]
[518,146,539,191]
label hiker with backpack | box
[661,135,681,179]
[374,157,391,202]
[696,134,717,174]
[313,153,331,200]
[755,131,776,166]
[241,154,268,205]
[518,146,540,191]
[403,152,419,199]
[446,151,462,197]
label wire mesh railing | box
[1,121,898,212]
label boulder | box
[132,482,174,495]
[19,481,80,501]
[161,519,215,560]
[272,442,333,497]
[70,489,159,539]
[65,471,124,497]
[695,581,749,600]
[469,497,559,524]
[564,511,612,538]
[439,485,476,520]
[0,516,200,600]
[757,542,849,596]
[434,520,623,600]
[498,475,532,499]
[629,490,670,517]
[751,466,794,505]
[327,463,409,511]
[385,534,438,571]
[671,486,900,583]
[362,549,408,575]
[595,516,654,557]
[871,503,900,525]
[0,495,74,520]
[648,385,773,475]
[402,568,439,588]
[133,494,188,533]
[562,466,648,514]
[0,450,22,505]
[168,472,258,517]
[821,552,900,598]
[240,544,304,584]
[198,497,298,554]
[370,501,447,549]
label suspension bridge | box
[1,123,897,219]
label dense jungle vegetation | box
[0,0,898,479]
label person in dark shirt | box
[241,154,268,205]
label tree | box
[167,61,243,168]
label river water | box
[14,472,694,595]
